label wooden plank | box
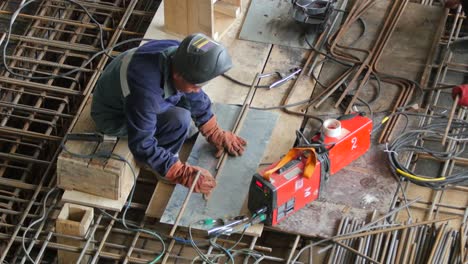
[61,187,133,211]
[105,138,140,199]
[58,96,138,200]
[145,182,174,218]
[214,1,240,17]
[188,0,213,37]
[163,0,189,35]
[57,97,120,199]
[56,203,94,264]
[160,103,279,230]
[213,11,236,41]
[222,0,241,7]
[57,155,120,199]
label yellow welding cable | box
[396,168,447,182]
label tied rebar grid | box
[389,0,468,245]
[0,0,158,262]
[0,1,319,263]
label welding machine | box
[248,113,372,226]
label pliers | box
[261,67,302,89]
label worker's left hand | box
[200,115,247,158]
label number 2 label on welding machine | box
[351,137,358,150]
[295,178,303,191]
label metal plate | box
[160,103,279,229]
[239,0,319,48]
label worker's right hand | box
[165,160,217,195]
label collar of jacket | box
[158,46,179,99]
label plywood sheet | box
[160,103,279,229]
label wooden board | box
[214,1,240,17]
[62,187,134,212]
[145,182,174,218]
[160,103,278,231]
[56,203,94,263]
[57,96,139,201]
[163,0,240,40]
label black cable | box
[309,58,329,88]
[304,34,354,67]
[356,96,374,121]
[221,73,270,88]
[387,120,468,189]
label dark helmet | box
[172,33,232,84]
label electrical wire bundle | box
[387,119,468,189]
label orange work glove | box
[165,161,217,195]
[199,115,247,158]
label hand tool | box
[269,68,302,89]
[207,210,267,237]
[248,113,372,226]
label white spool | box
[323,119,342,138]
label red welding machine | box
[248,113,372,226]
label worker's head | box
[172,33,232,93]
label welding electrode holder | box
[65,132,117,143]
[206,208,267,237]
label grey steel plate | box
[160,103,279,230]
[239,0,318,48]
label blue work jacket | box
[91,40,213,174]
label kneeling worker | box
[91,33,247,195]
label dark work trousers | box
[154,106,192,156]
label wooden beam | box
[56,203,94,264]
[214,1,240,18]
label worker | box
[90,33,247,195]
